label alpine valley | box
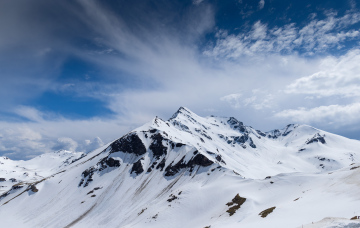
[0,107,359,228]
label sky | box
[1,0,360,160]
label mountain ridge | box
[0,107,359,228]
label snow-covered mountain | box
[0,107,359,228]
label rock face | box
[131,159,144,175]
[306,133,326,144]
[149,133,168,159]
[110,133,146,155]
[227,117,247,133]
[79,156,121,187]
[164,153,214,176]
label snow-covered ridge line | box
[0,107,360,228]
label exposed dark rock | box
[110,133,146,155]
[306,133,326,144]
[282,124,294,136]
[171,120,191,133]
[259,206,276,218]
[167,194,178,202]
[164,157,186,177]
[150,133,168,159]
[98,157,121,171]
[164,153,214,176]
[256,130,266,137]
[30,185,38,192]
[0,178,6,182]
[70,153,87,164]
[215,155,226,164]
[227,117,247,133]
[175,143,185,148]
[156,158,166,171]
[191,153,214,167]
[9,178,17,182]
[11,185,24,190]
[149,129,157,133]
[195,128,212,140]
[234,135,248,144]
[79,166,97,187]
[248,137,256,148]
[226,194,247,216]
[138,208,147,216]
[131,159,144,175]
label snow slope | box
[0,107,359,228]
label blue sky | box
[1,0,360,159]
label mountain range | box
[0,107,359,228]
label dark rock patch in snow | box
[167,194,178,202]
[156,158,166,171]
[227,117,247,133]
[110,133,146,156]
[30,185,38,192]
[306,133,326,144]
[150,133,168,159]
[131,159,144,175]
[164,153,214,177]
[226,194,246,216]
[259,206,276,218]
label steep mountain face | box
[0,107,359,228]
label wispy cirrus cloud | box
[1,0,360,159]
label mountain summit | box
[1,107,360,228]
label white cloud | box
[205,11,360,58]
[52,137,78,152]
[0,126,46,159]
[79,137,104,153]
[13,106,44,122]
[1,1,360,160]
[220,93,243,108]
[258,0,265,10]
[285,49,360,98]
[221,90,275,110]
[275,103,360,127]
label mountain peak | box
[1,108,360,228]
[170,106,194,120]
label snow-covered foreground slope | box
[0,107,359,228]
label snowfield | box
[0,107,359,228]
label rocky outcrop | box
[149,133,168,159]
[110,133,146,155]
[306,133,326,144]
[79,156,121,187]
[164,153,214,176]
[131,159,144,175]
[227,117,247,133]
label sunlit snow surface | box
[0,107,359,228]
